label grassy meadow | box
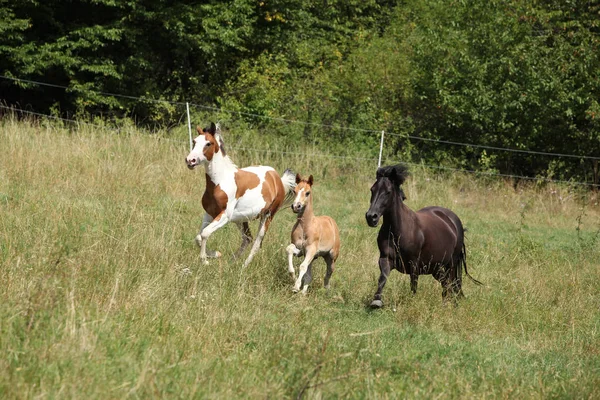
[1,117,599,399]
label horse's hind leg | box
[242,215,270,268]
[233,222,252,259]
[433,267,451,300]
[323,253,335,290]
[450,257,465,298]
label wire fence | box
[2,104,598,189]
[1,74,599,188]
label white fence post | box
[378,130,385,168]
[186,102,193,151]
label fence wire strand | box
[1,100,598,188]
[3,74,600,161]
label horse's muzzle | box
[186,157,198,170]
[365,212,380,227]
[291,203,304,214]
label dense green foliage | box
[1,0,599,182]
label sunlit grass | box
[1,117,599,398]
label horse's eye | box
[205,142,212,147]
[305,191,310,196]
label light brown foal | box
[287,174,341,293]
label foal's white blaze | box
[292,188,305,212]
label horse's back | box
[223,166,277,221]
[416,206,464,262]
[417,206,463,234]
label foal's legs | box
[234,222,252,259]
[242,214,271,268]
[286,244,301,280]
[371,257,392,308]
[300,260,315,295]
[293,247,317,293]
[323,253,335,289]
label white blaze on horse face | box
[186,134,211,169]
[292,188,308,213]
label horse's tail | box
[280,168,297,207]
[460,242,483,286]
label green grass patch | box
[1,118,599,398]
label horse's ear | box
[207,122,217,135]
[213,123,226,155]
[196,126,203,135]
[307,175,314,186]
[295,173,302,184]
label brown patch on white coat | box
[185,122,296,267]
[287,174,341,293]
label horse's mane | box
[376,164,409,200]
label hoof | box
[291,287,300,293]
[370,299,383,309]
[207,250,221,258]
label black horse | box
[365,164,481,308]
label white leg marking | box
[286,244,300,280]
[293,248,316,293]
[199,213,229,264]
[242,216,268,268]
[196,213,222,262]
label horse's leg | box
[433,267,451,301]
[233,222,252,259]
[450,257,465,298]
[323,253,335,290]
[198,212,229,265]
[286,244,301,280]
[410,273,418,294]
[371,257,391,308]
[242,214,270,268]
[293,247,317,293]
[300,260,315,295]
[195,213,222,259]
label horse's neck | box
[384,194,417,235]
[297,198,315,226]
[205,152,236,184]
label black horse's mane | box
[376,164,409,200]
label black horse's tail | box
[460,242,483,286]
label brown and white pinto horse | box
[185,123,296,267]
[287,174,340,294]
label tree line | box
[1,0,599,184]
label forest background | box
[1,0,599,184]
